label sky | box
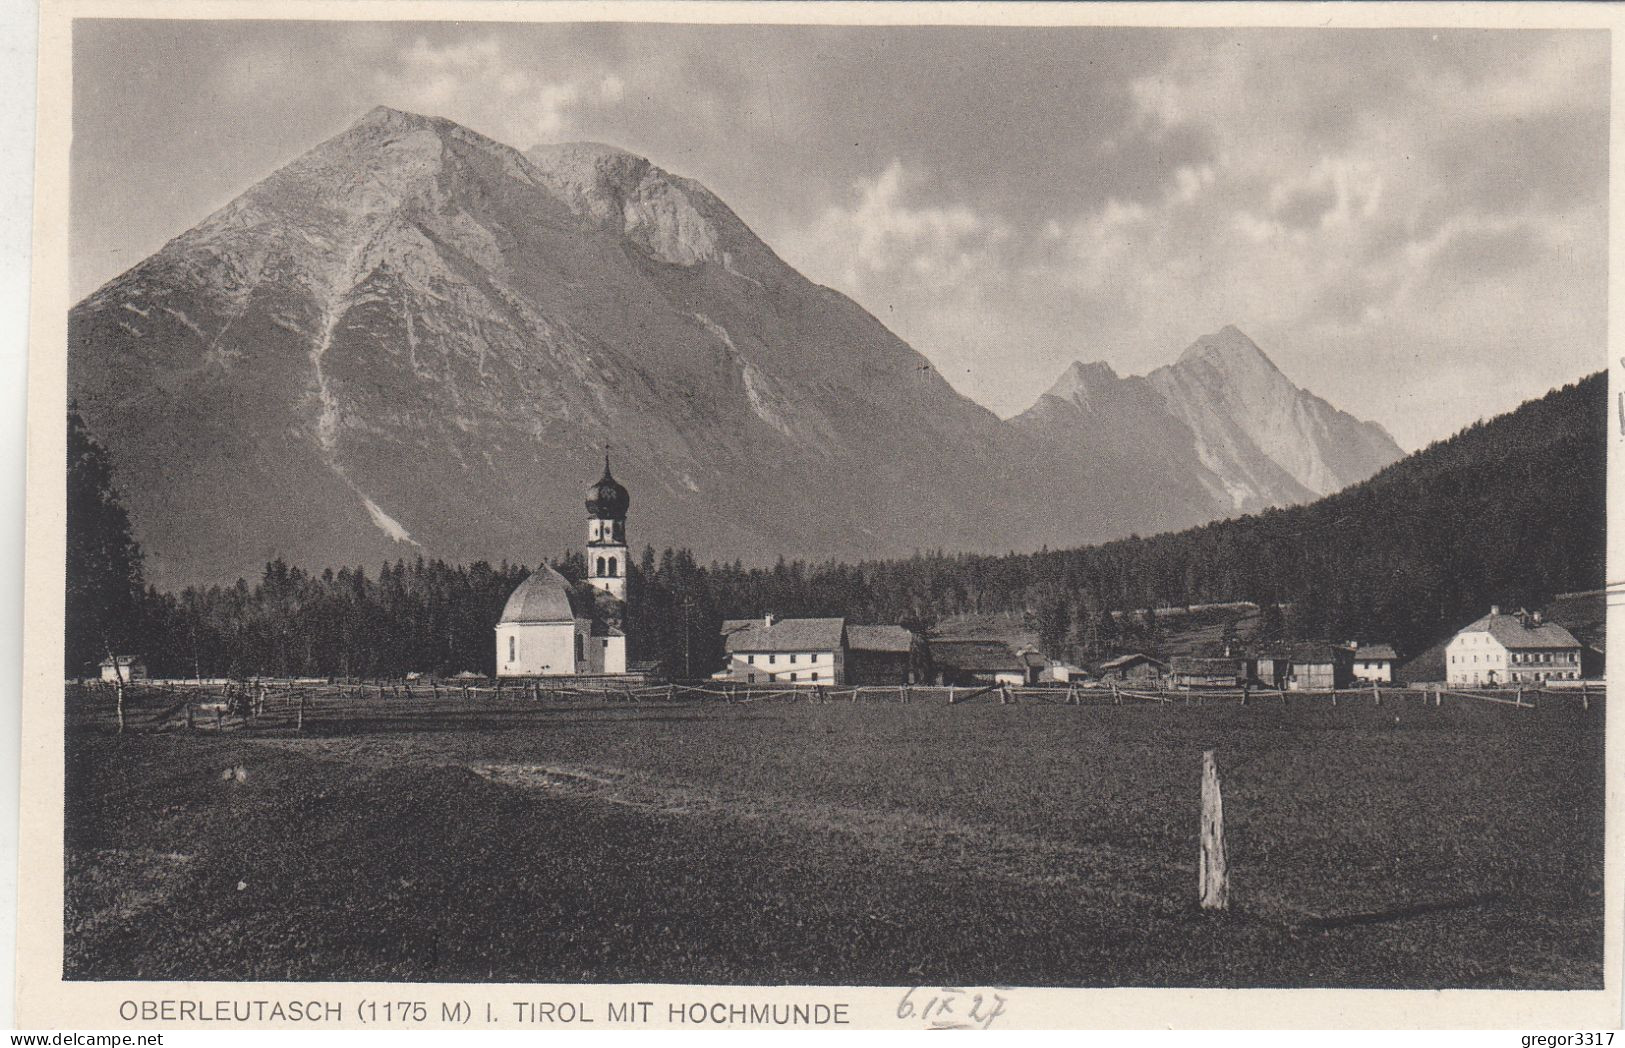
[70,20,1609,450]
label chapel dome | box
[585,457,630,518]
[498,565,581,624]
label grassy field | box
[64,688,1604,987]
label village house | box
[1284,642,1355,691]
[1445,605,1582,686]
[1168,655,1246,690]
[719,615,848,685]
[1095,652,1166,682]
[930,640,1045,686]
[1352,644,1397,683]
[99,655,147,683]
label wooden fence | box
[64,675,1602,737]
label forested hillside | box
[72,373,1604,678]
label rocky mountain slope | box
[70,107,1403,588]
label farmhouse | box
[1284,642,1355,691]
[846,624,928,684]
[1168,656,1245,690]
[719,615,847,685]
[931,640,1045,686]
[99,655,147,683]
[1096,652,1166,682]
[1353,644,1397,683]
[495,459,631,677]
[1446,605,1581,686]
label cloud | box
[372,33,627,147]
[784,160,1011,295]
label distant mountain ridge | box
[1013,325,1402,514]
[70,106,1404,588]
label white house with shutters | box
[718,615,847,685]
[1352,644,1397,683]
[1445,606,1581,686]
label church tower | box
[585,455,630,601]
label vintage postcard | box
[12,0,1624,1030]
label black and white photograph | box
[14,1,1620,1028]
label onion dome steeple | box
[585,454,630,519]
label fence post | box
[1583,684,1591,711]
[1199,749,1229,911]
[297,691,305,731]
[1111,682,1120,706]
[1373,682,1381,707]
[114,680,125,735]
[948,686,957,706]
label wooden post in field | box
[1199,749,1228,911]
[1583,684,1591,711]
[1373,682,1381,707]
[296,691,305,732]
[114,679,125,735]
[948,685,957,706]
[1111,681,1120,706]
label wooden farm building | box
[931,640,1045,686]
[846,624,929,684]
[1096,653,1166,682]
[1168,656,1246,690]
[1285,642,1355,691]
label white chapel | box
[494,458,630,677]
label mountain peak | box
[1044,359,1122,404]
[1174,325,1287,383]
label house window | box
[769,654,776,665]
[790,654,797,664]
[596,556,606,575]
[748,673,756,683]
[607,557,618,577]
[509,635,516,663]
[811,672,819,681]
[747,654,755,665]
[790,672,798,682]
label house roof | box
[1355,644,1398,660]
[1287,642,1352,664]
[498,566,582,625]
[1170,656,1244,675]
[722,617,846,653]
[847,624,915,653]
[99,655,143,666]
[1099,653,1165,671]
[931,639,1030,673]
[1457,610,1581,650]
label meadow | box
[63,687,1604,987]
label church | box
[494,459,630,677]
